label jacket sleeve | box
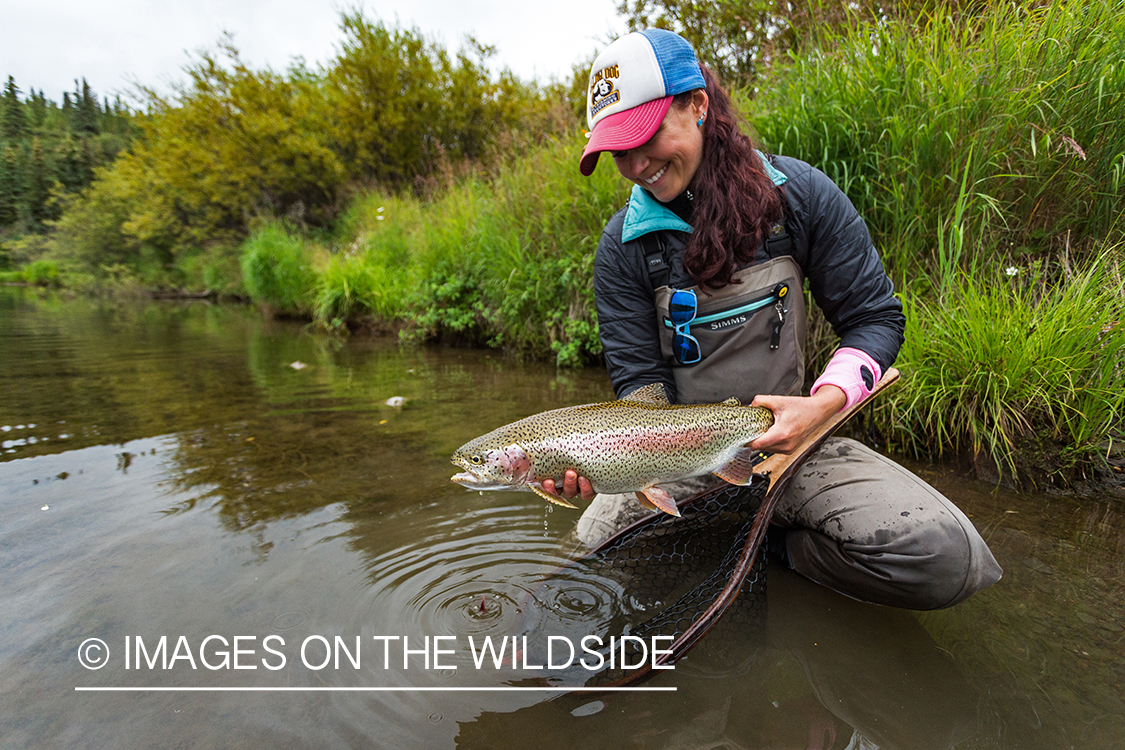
[594,218,677,400]
[790,163,905,373]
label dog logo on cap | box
[590,65,621,116]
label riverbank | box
[4,1,1124,489]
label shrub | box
[239,223,316,315]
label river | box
[1,289,1122,749]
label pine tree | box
[56,135,84,191]
[0,145,22,226]
[24,137,50,224]
[2,76,27,141]
[77,78,99,135]
[28,88,47,128]
[62,91,73,130]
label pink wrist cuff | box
[810,347,882,411]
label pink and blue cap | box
[579,29,706,176]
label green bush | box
[239,223,316,315]
[313,249,408,330]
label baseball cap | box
[579,29,705,176]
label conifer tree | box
[2,76,27,141]
[0,145,22,226]
[78,78,99,135]
[56,136,84,191]
[24,137,50,223]
[62,91,73,130]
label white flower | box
[1005,266,1019,276]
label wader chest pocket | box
[662,282,790,345]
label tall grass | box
[749,0,1125,280]
[878,249,1125,485]
[325,130,628,363]
[239,223,317,316]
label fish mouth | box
[450,465,515,491]
[451,469,483,486]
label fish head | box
[450,439,533,491]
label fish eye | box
[470,455,483,465]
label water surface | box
[1,289,1122,749]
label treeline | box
[0,76,135,241]
[31,14,577,290]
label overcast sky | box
[2,1,625,104]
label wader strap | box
[764,220,793,259]
[644,234,671,290]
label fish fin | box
[621,383,670,405]
[633,491,657,511]
[640,486,681,517]
[721,396,741,406]
[713,446,764,486]
[529,483,579,509]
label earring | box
[697,111,706,127]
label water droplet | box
[428,712,442,723]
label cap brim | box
[579,96,673,176]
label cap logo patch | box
[590,65,621,116]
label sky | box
[2,0,625,104]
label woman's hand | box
[748,386,846,454]
[541,470,596,503]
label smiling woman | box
[558,28,1004,612]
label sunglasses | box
[669,288,701,364]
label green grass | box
[748,0,1125,282]
[878,249,1125,485]
[239,222,317,315]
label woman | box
[546,28,1001,609]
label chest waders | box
[648,221,807,405]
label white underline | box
[76,686,674,692]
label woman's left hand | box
[748,386,846,454]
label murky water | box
[1,288,1122,749]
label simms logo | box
[709,315,746,331]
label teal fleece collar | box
[621,150,789,243]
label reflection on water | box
[1,288,1123,749]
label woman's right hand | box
[541,469,596,502]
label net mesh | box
[520,480,770,688]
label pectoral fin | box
[529,483,579,509]
[634,492,657,511]
[638,486,681,517]
[713,447,765,486]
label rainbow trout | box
[450,383,773,517]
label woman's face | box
[611,90,708,203]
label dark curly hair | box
[674,65,784,288]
